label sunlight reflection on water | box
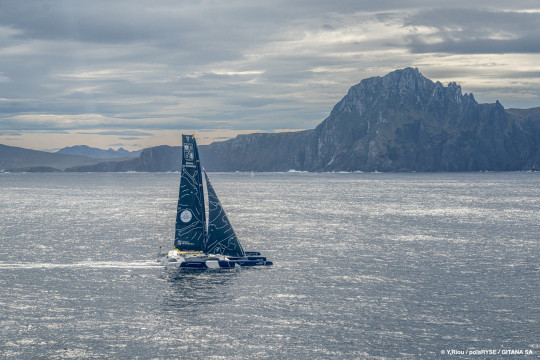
[0,172,538,359]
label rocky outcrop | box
[201,67,540,172]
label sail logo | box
[184,143,194,161]
[180,209,192,223]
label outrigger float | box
[160,134,272,269]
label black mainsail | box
[204,172,245,257]
[174,134,207,252]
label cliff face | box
[198,131,314,171]
[505,107,540,170]
[309,68,478,171]
[61,68,540,172]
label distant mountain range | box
[0,144,139,172]
[56,145,142,159]
[2,68,539,172]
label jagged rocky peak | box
[334,67,479,117]
[352,67,432,95]
[381,67,432,94]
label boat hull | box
[179,260,236,269]
[228,256,273,266]
[160,249,272,269]
[161,257,272,269]
[233,259,273,267]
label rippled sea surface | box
[1,172,538,359]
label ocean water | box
[0,172,538,359]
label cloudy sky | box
[1,0,540,150]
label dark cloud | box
[405,8,540,54]
[0,1,199,43]
[409,37,540,54]
[1,0,540,145]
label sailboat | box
[160,134,273,269]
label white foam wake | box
[0,260,160,270]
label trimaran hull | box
[161,252,273,269]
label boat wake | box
[0,260,160,270]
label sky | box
[1,0,540,151]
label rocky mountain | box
[200,68,539,172]
[56,145,141,159]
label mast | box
[193,134,208,245]
[174,134,207,252]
